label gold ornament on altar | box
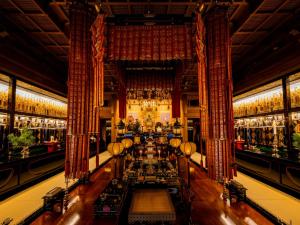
[180,142,196,157]
[134,136,141,144]
[121,138,133,149]
[170,138,181,148]
[107,142,124,156]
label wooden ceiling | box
[0,0,300,94]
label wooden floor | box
[32,160,273,225]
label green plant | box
[8,128,35,150]
[293,133,300,149]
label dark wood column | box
[206,6,234,181]
[66,0,95,179]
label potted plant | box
[291,133,300,159]
[8,128,35,156]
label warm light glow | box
[244,217,258,225]
[121,138,133,148]
[170,138,181,148]
[66,214,80,225]
[234,85,282,107]
[220,213,235,225]
[0,82,8,92]
[107,142,124,156]
[180,142,196,156]
[134,136,141,144]
[16,88,66,107]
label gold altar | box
[127,99,172,131]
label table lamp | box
[107,142,124,178]
[180,142,196,187]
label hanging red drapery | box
[90,14,105,167]
[125,70,174,90]
[117,68,126,119]
[195,13,209,169]
[172,68,181,118]
[107,25,193,61]
[66,1,94,179]
[206,7,235,181]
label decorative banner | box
[107,25,193,61]
[66,1,95,179]
[195,13,209,169]
[172,67,181,118]
[206,7,235,181]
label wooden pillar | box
[206,6,234,181]
[66,0,95,179]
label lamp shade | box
[107,142,124,156]
[121,138,133,148]
[180,142,196,157]
[170,138,181,148]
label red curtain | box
[107,25,193,61]
[172,68,181,118]
[195,13,209,169]
[90,14,105,167]
[118,69,127,119]
[66,1,95,179]
[125,71,174,90]
[206,7,235,181]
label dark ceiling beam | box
[46,44,69,48]
[235,0,294,70]
[32,0,69,38]
[7,0,66,57]
[30,31,64,35]
[102,2,243,7]
[235,31,267,34]
[231,0,264,34]
[230,5,240,20]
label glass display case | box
[233,76,300,198]
[0,76,9,111]
[16,81,67,118]
[233,80,283,118]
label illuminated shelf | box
[15,111,66,120]
[233,80,283,118]
[0,78,9,111]
[234,109,284,119]
[290,75,300,108]
[16,81,67,118]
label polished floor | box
[31,159,273,225]
[0,152,112,225]
[192,152,300,225]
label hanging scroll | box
[195,13,209,169]
[107,25,193,61]
[66,1,94,179]
[206,7,235,181]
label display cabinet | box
[233,74,300,198]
